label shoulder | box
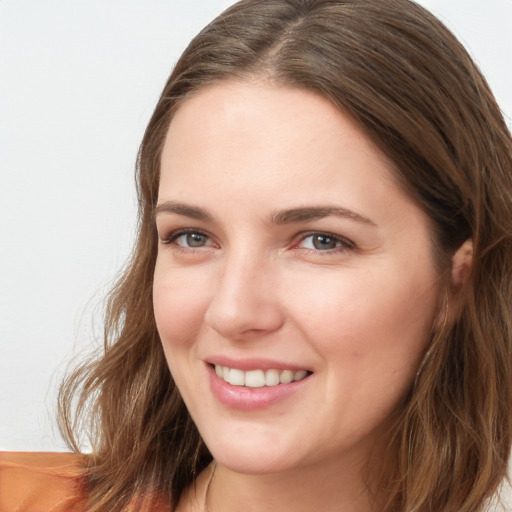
[0,451,85,512]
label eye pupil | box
[187,233,206,247]
[313,235,337,250]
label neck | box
[175,464,216,512]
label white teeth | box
[227,368,245,386]
[265,369,280,386]
[214,365,309,387]
[245,369,266,388]
[279,370,294,384]
[294,370,308,381]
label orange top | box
[0,452,85,512]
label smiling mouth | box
[213,364,311,388]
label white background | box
[1,0,511,505]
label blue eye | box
[163,230,213,248]
[298,233,353,252]
[178,232,209,247]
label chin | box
[204,435,297,475]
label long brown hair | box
[58,1,512,510]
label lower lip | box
[207,365,311,411]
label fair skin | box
[153,81,443,511]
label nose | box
[204,251,285,340]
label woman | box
[2,0,511,510]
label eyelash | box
[160,228,355,255]
[161,228,216,251]
[295,231,355,254]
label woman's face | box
[153,82,441,477]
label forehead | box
[160,81,400,197]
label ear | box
[451,239,473,287]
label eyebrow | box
[270,206,376,226]
[154,201,376,227]
[154,201,213,221]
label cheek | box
[153,266,210,350]
[288,265,438,371]
[295,268,438,434]
[152,271,212,404]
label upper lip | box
[206,356,312,372]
